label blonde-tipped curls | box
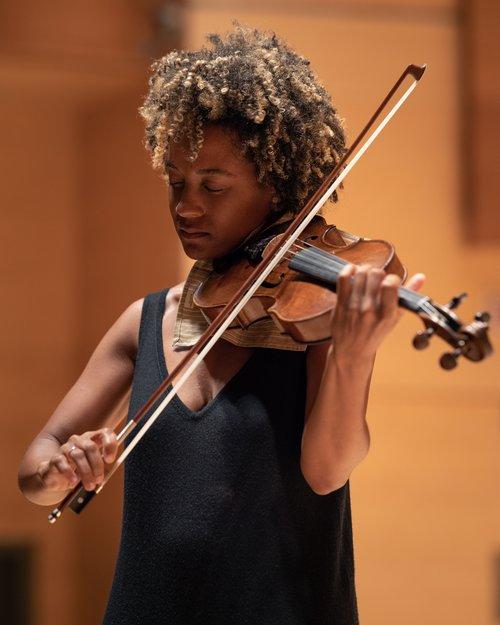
[139,24,347,215]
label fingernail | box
[384,275,398,285]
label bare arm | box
[300,264,426,495]
[301,342,374,495]
[18,298,144,506]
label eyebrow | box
[165,160,236,177]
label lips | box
[179,228,209,240]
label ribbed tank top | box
[103,288,359,625]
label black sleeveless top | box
[103,288,359,625]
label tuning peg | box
[412,327,435,350]
[439,339,466,370]
[445,292,467,310]
[474,311,490,323]
[439,348,461,370]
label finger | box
[348,264,369,311]
[53,454,79,487]
[37,460,58,490]
[362,268,385,312]
[81,439,105,485]
[404,272,426,292]
[336,263,356,310]
[93,429,118,464]
[380,273,402,318]
[37,460,50,482]
[65,446,95,491]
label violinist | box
[18,24,425,625]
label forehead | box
[167,124,250,172]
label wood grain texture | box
[466,0,500,241]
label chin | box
[181,242,215,261]
[180,238,235,262]
[184,250,211,261]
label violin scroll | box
[411,293,493,370]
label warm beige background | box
[1,2,499,625]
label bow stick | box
[48,63,426,523]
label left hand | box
[330,263,426,362]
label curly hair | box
[139,23,347,215]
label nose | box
[173,186,206,220]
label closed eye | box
[168,181,226,193]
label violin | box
[47,63,493,524]
[194,214,492,370]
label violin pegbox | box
[411,292,493,370]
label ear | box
[269,193,281,213]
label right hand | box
[37,428,119,493]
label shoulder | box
[115,282,185,362]
[111,297,145,363]
[165,281,184,312]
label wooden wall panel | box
[1,3,181,625]
[190,0,458,10]
[354,388,500,625]
[1,99,81,625]
[466,0,500,241]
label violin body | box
[194,216,408,344]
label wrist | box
[329,343,377,371]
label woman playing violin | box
[19,24,425,625]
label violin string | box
[284,249,346,279]
[274,235,425,305]
[283,241,346,269]
[301,245,425,303]
[287,240,325,256]
[281,243,424,304]
[420,299,440,321]
[294,245,347,272]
